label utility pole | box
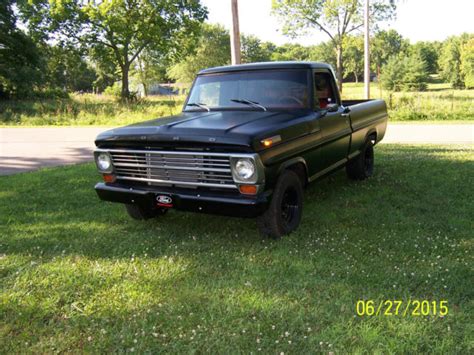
[364,0,370,99]
[230,0,241,65]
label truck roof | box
[198,61,333,75]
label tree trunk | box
[121,63,130,100]
[354,71,358,83]
[335,44,343,93]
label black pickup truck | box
[94,62,388,238]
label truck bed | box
[343,98,388,157]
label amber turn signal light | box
[239,185,257,195]
[260,135,282,148]
[102,174,116,183]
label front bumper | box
[95,183,270,218]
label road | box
[1,123,473,175]
[0,127,105,175]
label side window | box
[314,72,337,109]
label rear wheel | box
[125,204,167,220]
[346,140,374,180]
[257,170,303,239]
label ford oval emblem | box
[156,195,173,206]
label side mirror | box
[327,103,339,112]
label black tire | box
[346,140,374,180]
[257,170,304,239]
[125,204,167,220]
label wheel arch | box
[366,129,377,144]
[277,157,309,186]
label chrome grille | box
[108,149,237,189]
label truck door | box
[314,70,352,171]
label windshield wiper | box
[186,102,210,112]
[231,99,267,112]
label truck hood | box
[95,110,313,150]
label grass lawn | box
[1,82,473,126]
[1,144,473,353]
[0,94,184,126]
[342,82,474,121]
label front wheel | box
[257,170,304,239]
[125,204,167,220]
[346,140,374,180]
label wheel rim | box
[281,187,299,226]
[364,145,374,176]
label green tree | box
[241,35,274,63]
[261,42,279,60]
[89,45,119,93]
[309,41,337,68]
[271,43,313,61]
[380,53,428,91]
[167,24,230,83]
[20,0,207,99]
[439,34,473,88]
[45,45,97,92]
[410,41,440,74]
[0,0,43,97]
[460,38,474,89]
[272,0,396,92]
[343,35,364,82]
[131,49,170,96]
[371,29,409,80]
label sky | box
[201,0,474,45]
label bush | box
[103,83,122,97]
[31,88,70,99]
[380,53,428,91]
[0,88,70,100]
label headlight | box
[235,159,255,179]
[231,157,257,183]
[95,152,113,173]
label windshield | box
[185,69,310,111]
